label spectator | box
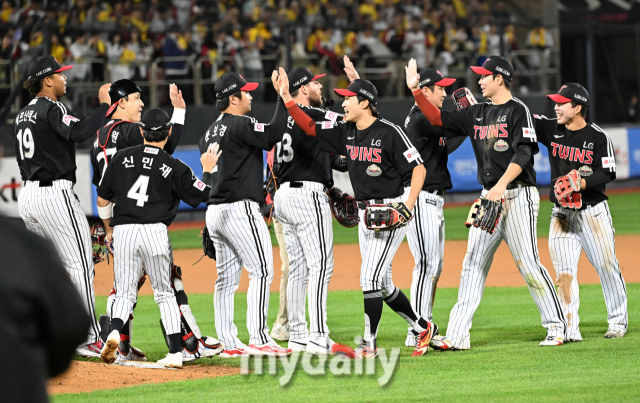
[68,32,94,82]
[149,5,175,34]
[1,1,13,24]
[50,34,68,64]
[404,17,427,69]
[107,33,134,82]
[240,28,264,102]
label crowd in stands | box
[0,0,556,104]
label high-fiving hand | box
[169,83,186,109]
[405,59,420,91]
[343,55,360,81]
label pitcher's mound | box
[48,360,240,395]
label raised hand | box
[169,84,186,109]
[277,67,292,102]
[98,83,112,105]
[405,59,420,91]
[343,55,360,81]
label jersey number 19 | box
[16,128,35,160]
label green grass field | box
[167,192,640,249]
[53,284,640,402]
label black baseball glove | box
[201,226,216,260]
[364,202,413,231]
[464,197,503,234]
[327,187,359,228]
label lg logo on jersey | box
[62,114,80,126]
[550,142,594,164]
[346,145,382,163]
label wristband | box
[171,108,186,125]
[98,203,113,220]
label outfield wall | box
[0,127,639,217]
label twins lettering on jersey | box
[346,145,382,163]
[473,124,508,139]
[549,142,594,164]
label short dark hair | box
[425,84,435,93]
[290,88,300,98]
[216,90,242,111]
[23,78,43,95]
[142,127,171,142]
[570,101,588,117]
[356,95,379,118]
[492,74,511,90]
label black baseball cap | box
[418,68,456,88]
[107,79,142,116]
[470,56,514,81]
[334,79,378,104]
[214,72,258,99]
[27,55,73,80]
[288,67,326,92]
[140,108,172,131]
[547,83,589,106]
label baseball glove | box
[465,198,503,234]
[327,187,359,228]
[364,202,413,231]
[451,87,478,110]
[554,169,581,201]
[91,223,109,264]
[201,226,216,260]
[558,192,582,209]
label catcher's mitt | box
[554,169,581,201]
[201,226,216,260]
[364,202,413,231]
[451,87,478,110]
[91,223,109,264]
[327,187,359,228]
[558,192,582,209]
[465,198,503,234]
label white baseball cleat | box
[405,329,418,347]
[539,335,564,346]
[100,330,120,364]
[158,352,183,368]
[115,346,147,362]
[306,337,333,355]
[270,323,290,341]
[288,338,308,351]
[604,328,625,339]
[200,337,225,357]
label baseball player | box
[15,55,111,357]
[97,108,220,368]
[277,68,437,358]
[406,56,567,348]
[198,72,292,358]
[401,68,466,347]
[535,83,627,340]
[273,67,349,354]
[91,80,222,362]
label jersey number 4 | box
[128,175,150,207]
[276,133,293,163]
[16,128,35,160]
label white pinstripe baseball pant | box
[549,201,627,338]
[206,200,274,349]
[443,186,567,349]
[274,181,334,340]
[405,188,445,324]
[110,223,181,336]
[18,179,100,345]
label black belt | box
[289,181,328,191]
[426,189,447,196]
[484,181,531,191]
[39,180,53,187]
[357,199,384,209]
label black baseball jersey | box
[91,118,184,186]
[440,98,539,188]
[276,105,342,188]
[315,118,422,200]
[13,97,85,182]
[97,144,210,226]
[534,115,615,206]
[199,113,281,205]
[402,106,465,191]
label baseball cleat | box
[405,329,418,347]
[305,337,354,358]
[100,330,120,364]
[412,322,436,357]
[288,338,308,351]
[158,352,183,368]
[246,342,292,357]
[429,335,461,351]
[220,344,248,358]
[116,346,147,362]
[539,335,564,346]
[353,340,378,359]
[200,337,224,358]
[270,323,290,341]
[566,333,583,342]
[604,328,625,339]
[76,339,104,358]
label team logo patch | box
[601,157,616,169]
[193,179,206,190]
[366,164,382,177]
[523,127,536,140]
[578,165,593,177]
[403,147,420,163]
[321,121,333,129]
[494,139,509,152]
[62,114,80,126]
[144,147,160,154]
[254,123,265,132]
[325,111,338,121]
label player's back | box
[100,145,207,226]
[276,105,338,187]
[13,97,80,182]
[91,119,145,186]
[199,113,266,205]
